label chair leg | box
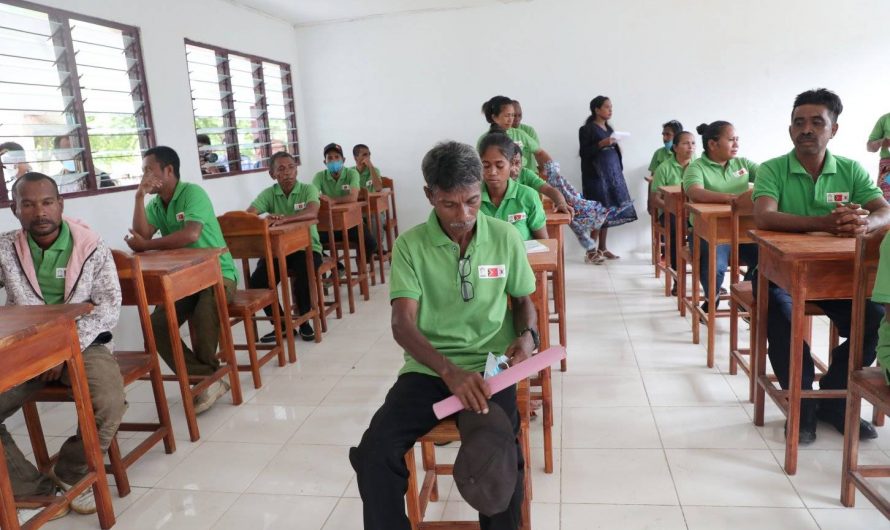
[241,311,263,389]
[106,437,130,497]
[148,362,176,455]
[421,440,438,502]
[542,367,554,474]
[404,448,421,530]
[22,401,51,473]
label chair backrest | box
[850,227,890,370]
[381,176,399,235]
[217,211,276,287]
[317,196,338,255]
[729,192,755,282]
[112,250,158,356]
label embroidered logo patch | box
[294,202,306,211]
[478,265,506,279]
[827,192,850,203]
[176,212,185,222]
[366,180,373,188]
[507,212,527,223]
[734,168,748,178]
[341,184,351,191]
[55,267,66,279]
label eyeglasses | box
[458,254,474,302]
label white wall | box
[294,0,890,255]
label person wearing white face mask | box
[0,142,32,187]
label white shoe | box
[57,479,96,515]
[193,379,231,415]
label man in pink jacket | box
[0,172,125,522]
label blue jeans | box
[697,239,758,298]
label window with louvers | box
[184,40,300,178]
[0,0,154,206]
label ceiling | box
[229,0,529,27]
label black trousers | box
[249,251,323,317]
[319,225,378,255]
[349,373,524,530]
[753,275,883,416]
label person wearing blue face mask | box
[312,142,378,254]
[647,120,683,180]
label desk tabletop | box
[686,203,732,217]
[0,304,92,349]
[269,219,315,236]
[658,185,683,195]
[545,211,572,225]
[367,190,392,198]
[136,248,224,275]
[527,239,558,271]
[749,230,855,261]
[329,201,367,212]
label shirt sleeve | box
[180,185,210,225]
[745,158,760,183]
[851,159,883,205]
[505,229,535,298]
[389,236,421,301]
[526,192,546,231]
[648,150,661,173]
[346,168,361,189]
[305,183,321,204]
[522,130,541,154]
[519,170,544,192]
[752,161,781,203]
[311,173,323,193]
[144,198,160,233]
[869,116,888,142]
[250,188,271,214]
[682,160,704,192]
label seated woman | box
[683,121,759,311]
[478,133,548,241]
[651,130,696,272]
[479,95,553,175]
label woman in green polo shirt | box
[651,130,696,272]
[647,120,683,179]
[478,133,547,241]
[479,95,553,174]
[867,112,890,199]
[683,121,759,310]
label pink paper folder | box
[432,346,567,419]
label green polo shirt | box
[517,167,545,192]
[480,179,546,241]
[250,182,322,254]
[871,231,890,384]
[312,168,360,198]
[145,181,237,283]
[650,157,687,193]
[477,128,540,173]
[683,153,758,195]
[518,123,539,144]
[869,112,890,159]
[27,220,73,305]
[390,211,536,377]
[648,147,674,174]
[752,150,882,217]
[352,166,381,190]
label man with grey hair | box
[349,141,538,529]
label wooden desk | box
[365,190,394,285]
[0,305,115,529]
[138,248,243,442]
[658,185,689,316]
[318,201,369,313]
[545,211,571,372]
[750,230,855,475]
[687,203,756,367]
[527,238,558,474]
[269,221,322,361]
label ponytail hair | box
[585,95,611,127]
[482,96,514,126]
[696,121,732,156]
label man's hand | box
[267,214,285,226]
[442,366,491,414]
[137,175,161,198]
[125,229,151,252]
[504,332,536,367]
[826,203,869,237]
[39,364,64,382]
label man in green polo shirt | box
[127,146,237,414]
[351,143,383,191]
[247,151,322,342]
[753,88,890,443]
[350,141,538,529]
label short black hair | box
[662,120,683,137]
[421,141,482,192]
[352,143,369,156]
[196,134,211,146]
[269,150,295,169]
[0,141,25,154]
[792,88,843,123]
[12,172,60,200]
[144,146,181,180]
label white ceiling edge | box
[223,0,533,29]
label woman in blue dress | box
[578,95,638,261]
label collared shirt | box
[648,147,674,173]
[250,182,322,253]
[869,112,890,159]
[480,178,546,241]
[389,211,536,377]
[871,231,890,384]
[753,149,882,217]
[312,167,360,198]
[517,167,545,192]
[683,153,758,195]
[650,157,688,193]
[353,166,382,190]
[27,220,72,304]
[145,181,238,282]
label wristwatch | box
[519,327,540,350]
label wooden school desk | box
[545,210,570,371]
[318,201,369,313]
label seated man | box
[247,151,323,342]
[0,173,125,521]
[126,146,238,414]
[753,88,890,443]
[350,141,538,529]
[313,142,377,255]
[352,143,383,192]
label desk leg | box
[341,225,356,313]
[375,209,386,284]
[556,227,567,372]
[533,270,553,474]
[305,247,322,344]
[691,231,701,344]
[160,285,201,442]
[675,213,686,316]
[754,268,768,427]
[214,279,243,406]
[277,250,297,362]
[356,220,370,301]
[664,212,673,298]
[706,227,717,368]
[784,281,805,476]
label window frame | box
[184,38,301,181]
[0,0,156,207]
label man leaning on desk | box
[0,172,125,522]
[752,88,890,444]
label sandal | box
[602,250,620,260]
[584,249,605,265]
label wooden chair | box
[405,380,532,530]
[357,188,380,286]
[675,193,698,323]
[382,176,400,239]
[646,177,663,279]
[651,191,670,290]
[315,197,344,332]
[23,251,176,498]
[841,227,890,515]
[217,211,286,388]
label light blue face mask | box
[884,173,890,186]
[664,140,673,150]
[326,160,344,174]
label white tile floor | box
[9,250,890,529]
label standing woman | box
[578,96,638,260]
[867,112,890,199]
